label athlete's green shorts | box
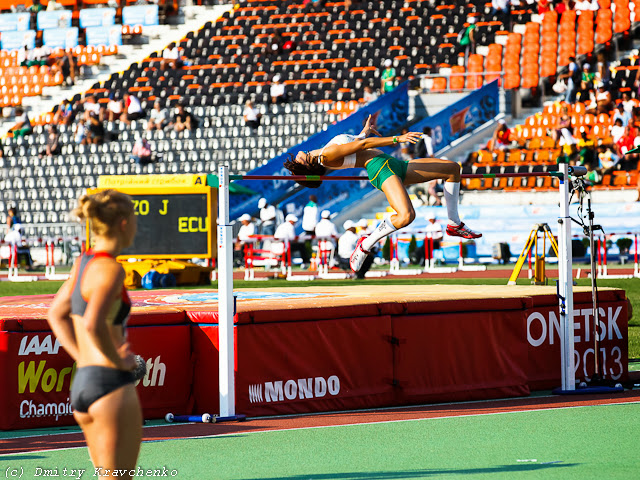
[365,154,409,191]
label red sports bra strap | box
[86,249,115,260]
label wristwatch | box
[393,136,398,144]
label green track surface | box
[2,403,638,479]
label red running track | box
[3,390,639,456]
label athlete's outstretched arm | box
[321,131,422,163]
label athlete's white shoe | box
[446,222,482,239]
[350,236,371,273]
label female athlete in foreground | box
[284,116,481,272]
[48,190,141,480]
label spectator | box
[234,213,256,267]
[166,103,197,132]
[130,137,153,165]
[537,0,552,13]
[12,107,33,137]
[40,124,61,158]
[580,63,595,100]
[106,94,123,123]
[380,59,396,94]
[424,213,445,250]
[301,194,319,236]
[577,127,596,169]
[415,126,434,158]
[337,220,359,271]
[75,119,87,145]
[598,144,620,175]
[83,95,101,121]
[491,0,511,29]
[315,210,338,240]
[28,0,44,13]
[555,0,574,16]
[5,206,23,246]
[58,50,75,86]
[237,213,256,245]
[613,104,632,128]
[243,100,262,129]
[595,84,614,114]
[361,85,378,104]
[356,218,371,236]
[560,56,580,104]
[615,125,636,157]
[596,52,611,88]
[29,45,49,67]
[270,75,287,104]
[161,42,183,70]
[121,93,144,124]
[53,99,74,126]
[146,100,168,131]
[274,214,310,266]
[458,16,477,66]
[552,106,575,146]
[86,112,105,144]
[267,32,284,57]
[47,0,64,10]
[574,0,598,10]
[17,46,28,67]
[621,93,635,113]
[488,119,512,150]
[616,126,639,170]
[258,197,277,236]
[282,36,296,55]
[315,210,338,269]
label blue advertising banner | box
[229,81,410,221]
[79,8,116,28]
[85,25,122,47]
[37,10,72,30]
[43,27,79,50]
[1,30,36,51]
[122,5,159,26]
[411,80,499,153]
[0,13,30,32]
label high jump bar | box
[229,171,567,181]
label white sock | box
[443,181,461,225]
[362,218,397,251]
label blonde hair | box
[72,190,134,236]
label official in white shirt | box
[274,214,310,266]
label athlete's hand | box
[398,131,422,144]
[117,342,137,371]
[361,115,381,137]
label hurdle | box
[216,163,589,416]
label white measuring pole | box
[557,163,575,391]
[217,165,235,416]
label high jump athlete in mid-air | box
[284,115,481,273]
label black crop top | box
[70,250,131,326]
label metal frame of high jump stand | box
[216,162,594,417]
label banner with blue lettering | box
[43,27,79,50]
[37,10,72,30]
[1,30,36,51]
[229,81,410,220]
[85,26,122,47]
[0,13,30,32]
[122,5,159,26]
[411,80,499,152]
[79,8,116,28]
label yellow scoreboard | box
[89,174,217,259]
